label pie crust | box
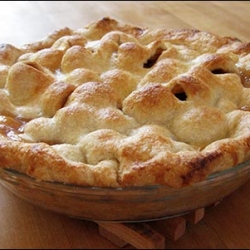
[1,17,250,188]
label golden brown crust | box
[0,17,250,188]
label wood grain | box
[0,1,250,249]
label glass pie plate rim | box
[1,158,250,223]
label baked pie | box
[1,17,250,189]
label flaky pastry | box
[1,17,250,188]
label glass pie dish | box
[1,159,250,223]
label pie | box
[0,17,250,188]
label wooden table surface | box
[1,1,250,249]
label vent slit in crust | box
[143,47,165,68]
[211,68,228,74]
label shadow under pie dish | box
[1,17,250,221]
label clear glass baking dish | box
[1,159,250,222]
